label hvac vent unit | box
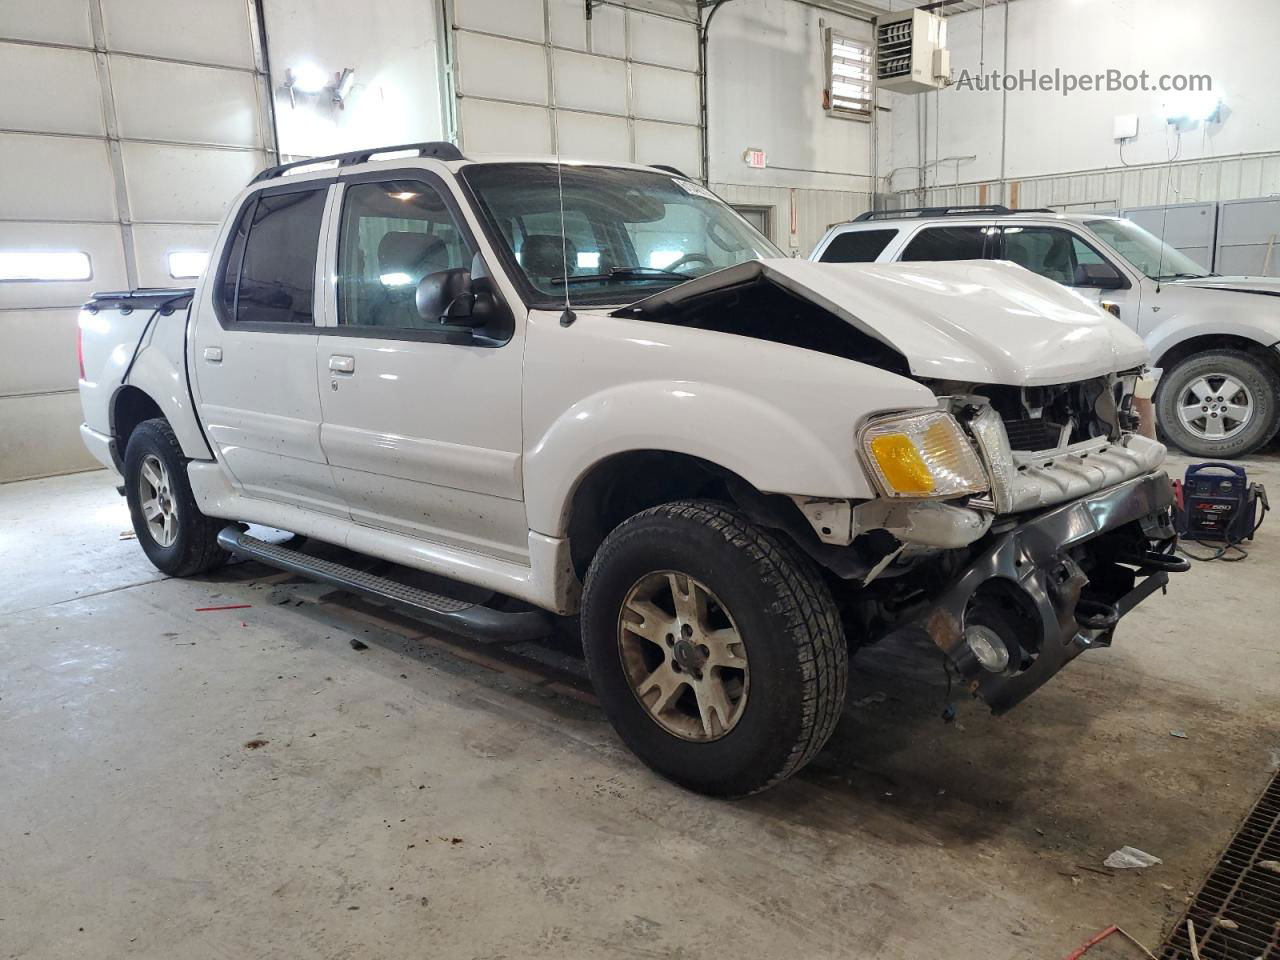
[874,9,949,93]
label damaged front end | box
[852,376,1184,713]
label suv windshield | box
[461,163,782,306]
[1086,217,1212,281]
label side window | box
[820,229,898,263]
[1001,227,1116,286]
[337,180,475,330]
[222,188,326,325]
[900,226,989,261]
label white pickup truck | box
[78,142,1185,796]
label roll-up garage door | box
[446,0,701,179]
[0,0,275,482]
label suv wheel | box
[581,500,847,797]
[1156,350,1280,458]
[123,418,227,576]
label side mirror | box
[1073,262,1126,290]
[416,267,480,327]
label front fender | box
[1145,298,1280,365]
[521,309,938,537]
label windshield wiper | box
[551,266,689,284]
[1152,272,1210,281]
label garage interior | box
[2,1,1279,958]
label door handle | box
[328,355,355,374]
[203,346,222,363]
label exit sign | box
[743,148,767,169]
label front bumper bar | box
[915,470,1181,713]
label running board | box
[217,526,552,643]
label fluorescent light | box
[648,249,682,269]
[380,272,413,286]
[388,191,419,201]
[289,63,329,94]
[1164,92,1221,123]
[0,250,92,281]
[167,250,209,279]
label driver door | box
[999,225,1142,330]
[315,170,529,563]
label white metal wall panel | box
[132,224,221,288]
[453,0,546,42]
[459,99,554,155]
[110,56,263,148]
[554,111,631,163]
[1216,197,1280,277]
[0,0,92,46]
[0,134,117,222]
[549,0,625,56]
[0,1,271,482]
[455,31,549,105]
[0,44,105,136]
[121,143,260,223]
[0,222,128,311]
[633,120,699,176]
[0,309,80,397]
[100,0,256,68]
[0,393,97,482]
[626,8,697,69]
[451,0,701,176]
[552,50,629,115]
[630,64,698,125]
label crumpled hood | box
[1171,275,1280,297]
[624,259,1150,386]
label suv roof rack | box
[851,204,1055,222]
[251,141,466,183]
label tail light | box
[77,326,85,380]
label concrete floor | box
[2,456,1278,960]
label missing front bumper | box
[913,470,1181,713]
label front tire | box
[581,501,847,797]
[1155,350,1280,457]
[123,418,227,576]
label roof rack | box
[851,204,1055,222]
[251,141,466,183]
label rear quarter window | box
[819,229,898,263]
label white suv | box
[812,206,1280,458]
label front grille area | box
[1002,417,1065,451]
[1159,769,1280,959]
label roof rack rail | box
[251,141,466,183]
[851,204,1055,222]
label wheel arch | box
[1154,332,1280,381]
[110,385,165,466]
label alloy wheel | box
[138,454,178,547]
[1176,374,1254,442]
[617,571,749,741]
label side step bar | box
[217,526,552,643]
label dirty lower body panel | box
[910,470,1183,713]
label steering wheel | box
[664,252,714,273]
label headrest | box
[377,231,448,277]
[522,234,578,279]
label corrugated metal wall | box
[890,151,1280,214]
[713,182,873,255]
[0,0,274,483]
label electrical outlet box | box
[1114,114,1139,141]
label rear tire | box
[1155,350,1280,458]
[581,500,847,797]
[123,418,227,577]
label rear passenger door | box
[899,223,997,262]
[191,178,345,516]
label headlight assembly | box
[860,410,989,499]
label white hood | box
[625,259,1150,387]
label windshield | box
[461,163,783,306]
[1086,217,1212,280]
